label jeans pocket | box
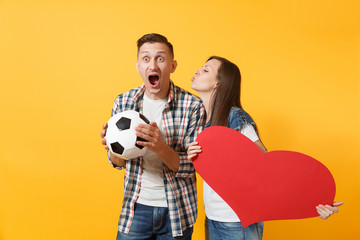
[218,221,244,231]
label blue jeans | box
[205,217,263,240]
[116,203,193,240]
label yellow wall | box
[1,0,359,239]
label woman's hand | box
[187,141,202,161]
[316,202,344,219]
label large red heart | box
[193,126,336,228]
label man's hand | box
[135,122,180,172]
[135,122,165,153]
[100,123,109,150]
[100,123,126,167]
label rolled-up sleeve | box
[175,103,205,178]
[107,150,126,170]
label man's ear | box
[171,60,177,73]
[136,61,139,73]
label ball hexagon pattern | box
[105,110,150,160]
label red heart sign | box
[193,126,336,228]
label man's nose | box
[194,70,199,76]
[149,59,158,70]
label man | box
[100,33,205,239]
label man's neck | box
[144,91,169,100]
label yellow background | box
[1,0,359,239]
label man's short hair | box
[137,33,174,58]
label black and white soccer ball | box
[106,110,150,160]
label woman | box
[187,56,343,240]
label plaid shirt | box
[108,81,205,237]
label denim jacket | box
[206,107,257,132]
[227,107,257,131]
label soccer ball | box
[105,110,150,160]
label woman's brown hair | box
[207,56,243,127]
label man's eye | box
[144,57,149,61]
[158,57,164,61]
[204,69,208,72]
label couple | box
[100,33,342,240]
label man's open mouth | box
[148,74,160,87]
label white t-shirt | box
[203,124,259,222]
[136,94,168,207]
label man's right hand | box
[101,123,126,168]
[101,123,109,150]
